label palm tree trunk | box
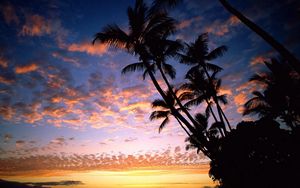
[157,64,206,130]
[174,116,191,137]
[220,107,232,131]
[205,99,225,137]
[144,62,212,158]
[219,0,300,74]
[175,117,212,159]
[202,67,231,132]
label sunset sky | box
[0,0,300,187]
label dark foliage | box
[209,118,300,188]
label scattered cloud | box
[16,140,26,148]
[15,63,38,74]
[52,51,79,66]
[204,16,240,36]
[177,16,201,30]
[0,146,208,173]
[249,55,268,67]
[233,92,248,114]
[0,3,19,25]
[67,42,108,56]
[20,14,52,36]
[0,57,8,68]
[124,137,138,142]
[3,134,12,143]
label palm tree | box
[218,0,300,74]
[181,69,228,136]
[146,37,206,130]
[243,58,300,129]
[185,113,224,155]
[150,86,191,135]
[180,33,232,132]
[93,0,210,155]
[150,86,213,157]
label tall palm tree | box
[146,37,205,130]
[218,0,300,74]
[93,0,210,154]
[243,58,300,129]
[180,33,232,132]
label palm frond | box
[184,97,205,108]
[162,63,176,79]
[150,110,170,120]
[159,117,170,133]
[142,63,156,80]
[217,94,227,105]
[206,45,228,60]
[93,24,130,49]
[121,62,146,74]
[152,99,168,109]
[205,63,223,73]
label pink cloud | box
[0,57,8,68]
[15,63,38,74]
[249,55,268,67]
[52,52,79,66]
[0,75,14,85]
[20,14,52,36]
[67,42,108,56]
[204,15,241,36]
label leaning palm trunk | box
[157,63,206,130]
[205,99,225,137]
[219,0,300,74]
[144,61,212,158]
[202,66,231,132]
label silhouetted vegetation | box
[93,0,300,187]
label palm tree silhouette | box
[150,86,215,158]
[180,33,231,132]
[93,0,211,156]
[150,86,191,135]
[243,58,300,129]
[180,69,228,137]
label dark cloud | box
[0,179,83,188]
[26,180,83,187]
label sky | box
[0,0,300,187]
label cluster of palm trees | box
[93,0,234,159]
[93,0,300,186]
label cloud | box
[0,3,19,25]
[0,146,208,173]
[204,16,240,36]
[177,16,201,30]
[234,92,248,114]
[16,140,26,148]
[50,137,66,146]
[27,180,84,187]
[0,75,14,84]
[124,137,138,142]
[52,51,79,65]
[20,14,52,36]
[67,42,108,56]
[15,63,38,74]
[0,179,83,188]
[3,134,12,143]
[0,57,8,68]
[0,105,15,120]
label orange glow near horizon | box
[1,167,215,188]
